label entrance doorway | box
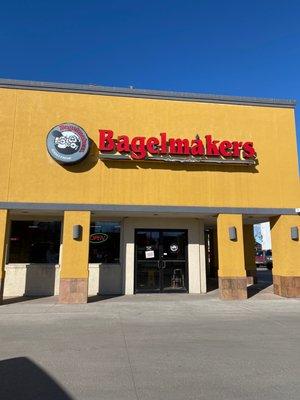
[135,229,188,293]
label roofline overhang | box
[0,202,299,216]
[0,78,296,108]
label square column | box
[243,224,257,284]
[59,211,91,304]
[217,214,247,300]
[0,210,9,304]
[270,215,300,297]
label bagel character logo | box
[46,123,90,164]
[170,243,179,253]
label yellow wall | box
[0,91,16,201]
[217,214,246,277]
[0,87,299,208]
[60,211,90,279]
[270,215,300,276]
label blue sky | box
[1,0,300,166]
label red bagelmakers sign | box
[98,130,256,165]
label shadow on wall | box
[206,277,219,292]
[0,357,73,400]
[87,264,123,302]
[63,139,99,173]
[98,264,122,296]
[24,264,56,296]
[101,159,259,173]
[3,264,58,304]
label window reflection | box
[9,221,61,263]
[89,222,120,263]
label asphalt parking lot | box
[0,274,299,400]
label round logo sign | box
[170,243,179,253]
[90,233,108,244]
[46,123,90,164]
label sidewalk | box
[0,287,300,400]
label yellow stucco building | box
[0,78,299,303]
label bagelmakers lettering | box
[98,130,256,160]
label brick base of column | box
[58,278,88,304]
[246,269,257,285]
[218,277,248,300]
[273,275,300,298]
[0,277,4,304]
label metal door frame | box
[134,228,189,293]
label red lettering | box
[219,140,233,157]
[99,130,115,151]
[190,139,205,155]
[169,138,190,155]
[160,133,167,154]
[130,136,146,159]
[242,142,255,159]
[98,129,256,162]
[146,137,160,154]
[232,141,243,157]
[117,135,130,153]
[205,135,220,156]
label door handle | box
[161,261,166,269]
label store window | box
[9,221,61,263]
[89,222,120,263]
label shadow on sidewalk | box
[2,296,55,305]
[206,278,219,293]
[0,357,73,400]
[88,294,123,303]
[247,268,273,298]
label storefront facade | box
[0,79,299,303]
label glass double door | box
[135,229,188,293]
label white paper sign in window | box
[145,250,155,259]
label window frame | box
[7,217,63,265]
[89,220,122,264]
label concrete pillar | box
[59,211,91,304]
[243,224,257,284]
[0,210,9,304]
[198,220,207,294]
[122,218,135,295]
[270,215,300,297]
[217,214,247,300]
